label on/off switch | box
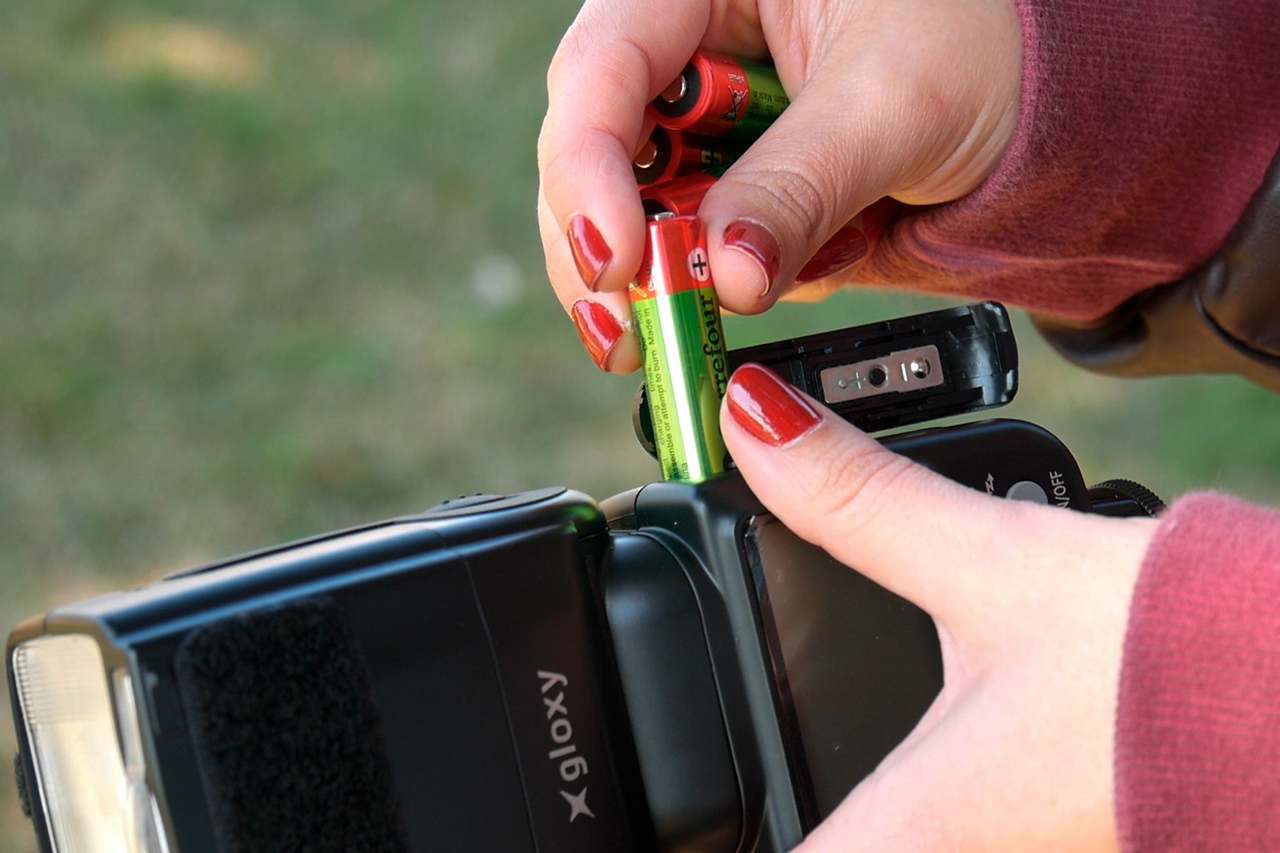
[1005,480,1048,505]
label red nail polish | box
[567,214,613,291]
[723,220,780,295]
[796,226,868,284]
[726,363,822,446]
[570,300,624,371]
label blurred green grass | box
[2,1,1279,850]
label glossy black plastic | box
[9,419,1097,853]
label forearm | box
[1116,494,1280,850]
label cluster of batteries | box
[629,51,790,482]
[635,50,788,217]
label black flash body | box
[10,421,1106,853]
[7,304,1159,853]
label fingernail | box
[567,214,612,291]
[726,363,822,447]
[796,226,868,284]
[570,299,626,371]
[723,219,780,297]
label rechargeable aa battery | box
[632,126,740,186]
[629,213,730,482]
[649,50,789,141]
[640,172,717,217]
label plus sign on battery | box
[687,247,710,281]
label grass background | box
[2,0,1279,849]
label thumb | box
[697,5,1022,314]
[698,63,900,314]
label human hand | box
[539,0,1023,373]
[720,363,1159,851]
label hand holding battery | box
[538,0,1022,373]
[720,364,1159,851]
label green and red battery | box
[647,50,790,140]
[629,214,730,482]
[633,127,741,186]
[640,172,717,217]
[627,52,786,481]
[634,51,789,217]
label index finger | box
[719,364,1156,627]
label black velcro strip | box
[174,597,409,852]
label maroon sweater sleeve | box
[861,0,1280,320]
[1116,494,1280,850]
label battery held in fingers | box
[649,50,789,140]
[640,172,717,217]
[629,214,730,482]
[633,126,740,186]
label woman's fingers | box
[538,0,781,370]
[697,0,1022,314]
[696,62,894,313]
[538,189,640,373]
[720,362,1019,621]
[723,363,1157,851]
[538,0,706,297]
[721,364,1156,623]
[539,0,768,299]
[540,0,1021,361]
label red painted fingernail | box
[570,299,625,371]
[567,214,613,291]
[723,219,780,296]
[796,226,868,284]
[726,363,822,447]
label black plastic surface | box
[1089,479,1166,518]
[8,418,1100,853]
[463,526,639,853]
[883,418,1090,511]
[607,417,1094,851]
[618,475,797,853]
[6,676,49,853]
[341,553,536,852]
[745,518,941,825]
[9,489,636,853]
[420,487,568,519]
[605,533,741,852]
[730,302,1017,432]
[12,754,30,819]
